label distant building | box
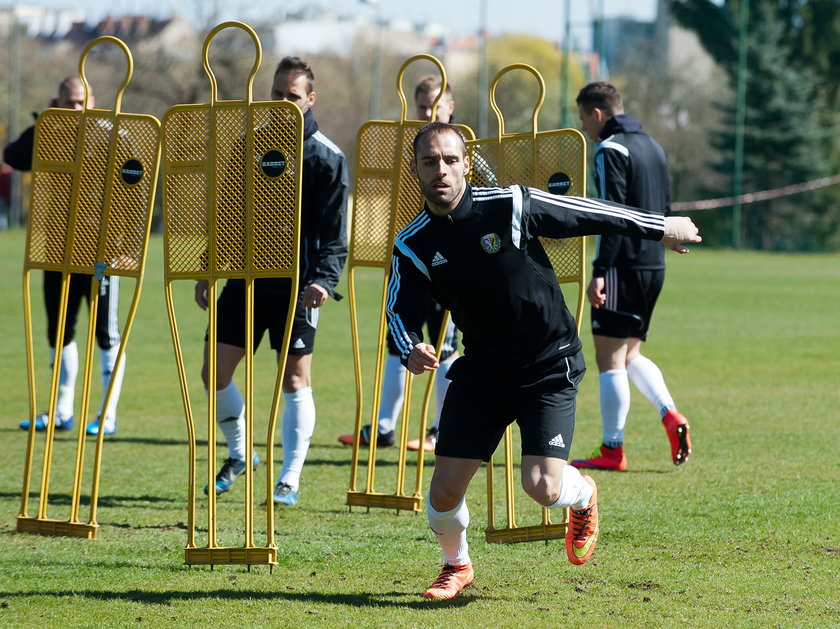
[272,10,445,56]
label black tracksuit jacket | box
[230,109,348,297]
[592,114,670,277]
[386,184,665,386]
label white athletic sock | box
[52,342,78,421]
[376,355,405,434]
[432,355,455,431]
[427,494,471,566]
[98,344,125,426]
[278,387,316,492]
[215,381,246,461]
[600,369,631,448]
[547,464,594,511]
[627,355,676,418]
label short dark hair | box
[575,81,623,116]
[414,75,454,101]
[412,122,466,159]
[275,56,315,93]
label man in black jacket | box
[195,56,348,506]
[5,76,126,437]
[388,122,700,599]
[571,82,692,473]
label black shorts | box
[208,279,317,354]
[387,292,459,361]
[434,350,586,462]
[591,268,664,341]
[43,270,121,350]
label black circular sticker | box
[547,172,571,195]
[121,159,144,185]
[260,150,287,178]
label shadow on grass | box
[2,492,181,508]
[0,587,479,609]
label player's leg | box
[523,456,599,565]
[627,350,691,464]
[22,271,82,430]
[424,456,481,600]
[274,293,317,506]
[87,276,125,435]
[517,349,599,564]
[624,269,691,464]
[201,282,260,495]
[273,353,314,506]
[422,379,513,600]
[570,334,630,470]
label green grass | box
[0,228,838,628]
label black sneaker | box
[338,424,395,447]
[203,454,259,495]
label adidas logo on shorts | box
[548,433,566,448]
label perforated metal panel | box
[18,35,161,541]
[161,102,302,280]
[25,109,160,276]
[468,128,587,283]
[349,120,475,269]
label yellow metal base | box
[17,516,98,539]
[345,491,421,512]
[184,546,278,566]
[485,522,567,544]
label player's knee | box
[521,475,559,507]
[428,481,464,513]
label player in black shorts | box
[6,77,126,436]
[338,75,460,453]
[571,82,692,472]
[387,122,700,599]
[196,56,348,506]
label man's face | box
[56,84,89,110]
[578,104,605,141]
[272,71,316,114]
[410,129,470,216]
[415,89,454,123]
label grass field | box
[0,228,838,628]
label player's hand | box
[407,343,439,375]
[195,279,209,310]
[302,283,329,308]
[587,276,606,308]
[661,216,702,254]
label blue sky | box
[30,0,660,49]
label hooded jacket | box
[592,113,670,277]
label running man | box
[388,122,700,599]
[571,81,692,472]
[197,56,348,506]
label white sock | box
[600,369,631,448]
[547,464,594,511]
[215,381,246,461]
[427,494,471,566]
[52,342,78,421]
[278,386,316,492]
[377,355,405,434]
[627,355,676,418]
[98,344,125,426]
[432,355,455,431]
